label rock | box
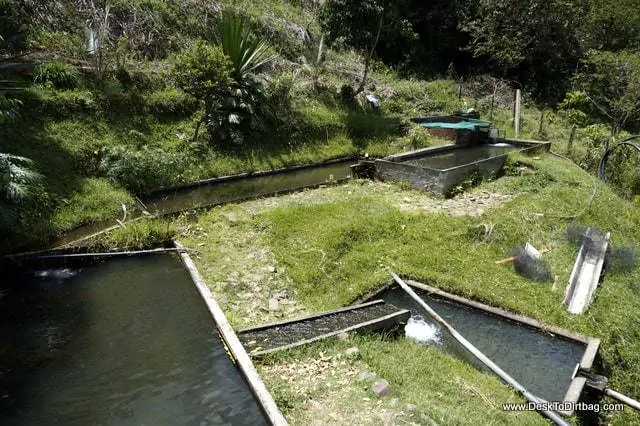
[357,371,377,382]
[223,212,239,222]
[372,379,391,397]
[406,403,417,411]
[272,290,288,300]
[345,347,359,357]
[268,298,280,312]
[267,266,277,273]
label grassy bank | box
[176,151,639,424]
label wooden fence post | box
[567,124,577,155]
[514,89,521,138]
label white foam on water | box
[405,315,442,345]
[487,143,516,148]
[33,268,77,279]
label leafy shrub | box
[0,153,42,232]
[340,84,356,104]
[33,61,81,90]
[94,79,145,114]
[115,67,167,92]
[143,88,199,117]
[99,145,189,192]
[577,124,611,171]
[36,89,96,118]
[173,40,234,103]
[0,95,22,124]
[29,30,83,56]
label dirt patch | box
[176,210,307,329]
[240,180,513,218]
[395,189,513,217]
[259,344,433,426]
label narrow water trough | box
[140,157,356,216]
[0,247,285,425]
[238,300,410,357]
[44,157,356,250]
[352,280,600,416]
[372,139,550,194]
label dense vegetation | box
[2,1,640,424]
[0,0,639,250]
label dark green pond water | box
[143,160,354,215]
[403,144,518,170]
[0,254,267,426]
[380,287,586,402]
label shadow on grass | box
[1,90,87,253]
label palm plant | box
[0,153,41,230]
[300,34,326,91]
[208,12,278,144]
[218,13,278,85]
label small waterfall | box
[405,315,442,345]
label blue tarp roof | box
[418,118,491,130]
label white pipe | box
[605,388,640,411]
[390,272,569,426]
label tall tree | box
[320,0,419,88]
[571,50,640,137]
[320,0,386,92]
[464,0,586,106]
[581,0,640,52]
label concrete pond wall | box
[374,139,551,195]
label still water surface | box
[1,254,266,425]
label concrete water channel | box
[353,279,600,416]
[49,157,356,249]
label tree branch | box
[356,6,383,95]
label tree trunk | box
[356,9,383,95]
[192,112,206,142]
[567,124,576,155]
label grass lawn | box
[176,151,640,425]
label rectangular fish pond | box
[141,157,355,216]
[0,249,284,425]
[353,279,599,416]
[373,139,550,194]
